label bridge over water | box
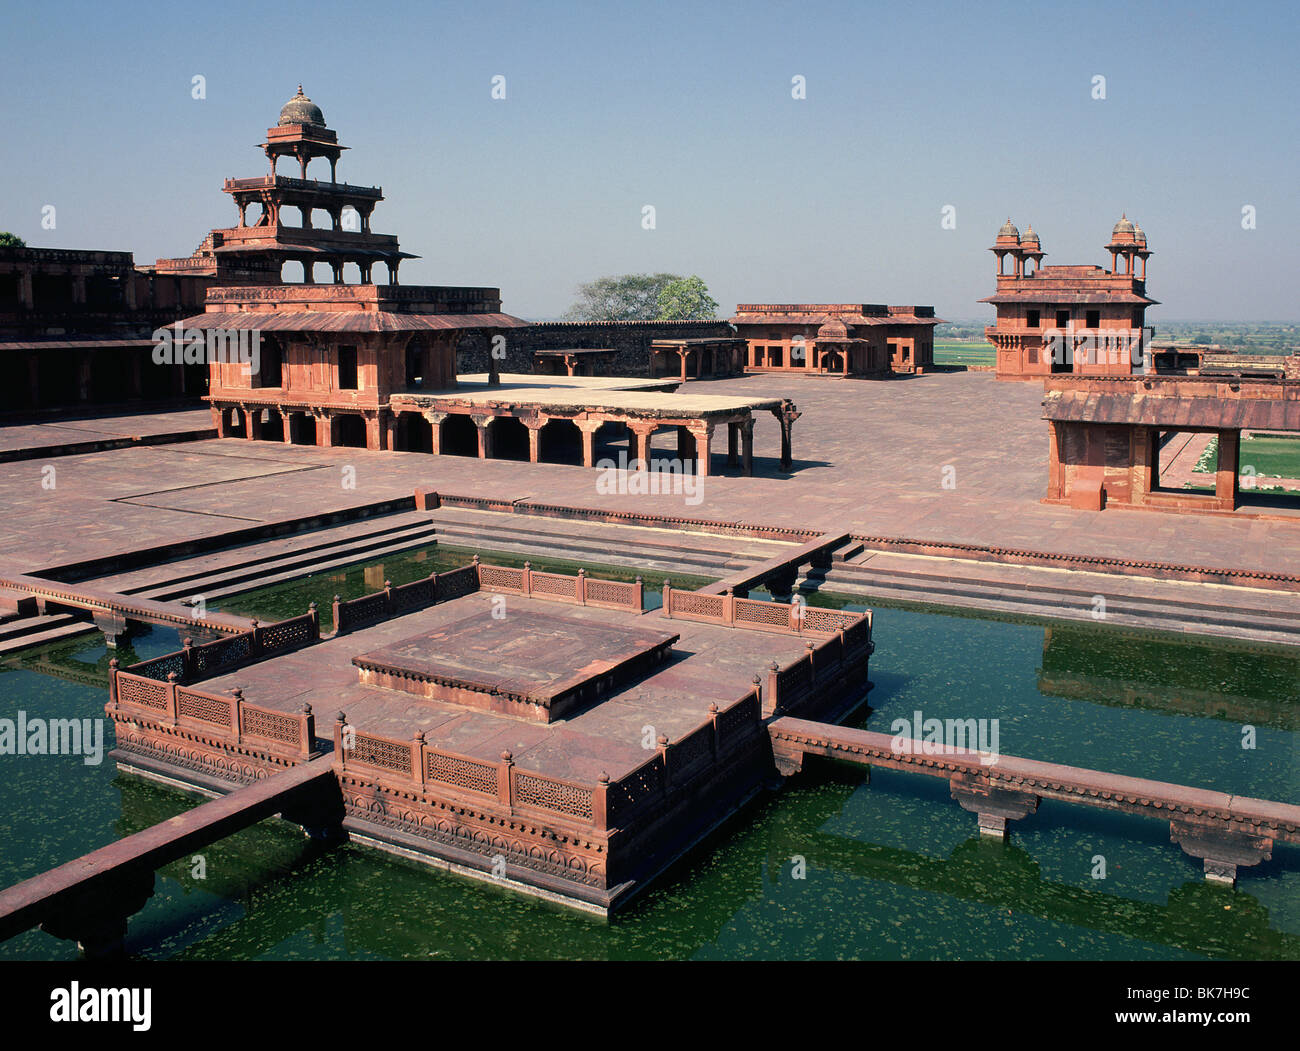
[0,755,337,956]
[769,716,1300,885]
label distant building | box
[729,304,943,377]
[981,216,1158,381]
[0,246,209,412]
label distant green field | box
[1192,434,1300,481]
[933,340,995,366]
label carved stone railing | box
[606,689,761,828]
[127,606,321,684]
[662,582,869,639]
[126,607,320,685]
[474,558,643,612]
[335,719,600,827]
[109,668,315,758]
[759,618,874,719]
[330,566,478,635]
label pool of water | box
[1,547,1295,960]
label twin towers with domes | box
[991,214,1152,282]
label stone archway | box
[539,419,583,465]
[440,413,478,457]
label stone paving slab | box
[1,373,1297,579]
[0,409,213,454]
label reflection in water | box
[0,551,1295,960]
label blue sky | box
[2,0,1296,320]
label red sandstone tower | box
[982,216,1157,381]
[177,88,525,450]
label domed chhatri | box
[1019,224,1040,246]
[1111,213,1136,240]
[278,85,325,127]
[997,217,1020,239]
[1134,223,1147,245]
[816,315,850,340]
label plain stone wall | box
[457,320,736,377]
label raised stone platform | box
[352,610,678,722]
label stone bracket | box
[1169,820,1273,886]
[950,775,1040,840]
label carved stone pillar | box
[471,413,494,459]
[525,418,545,463]
[628,422,656,469]
[575,419,603,468]
[777,403,801,472]
[689,424,713,477]
[364,411,383,451]
[676,426,695,462]
[424,410,447,455]
[1215,430,1240,510]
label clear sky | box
[2,0,1296,321]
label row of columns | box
[216,403,791,475]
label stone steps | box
[0,612,92,656]
[130,521,441,602]
[815,561,1300,645]
[178,532,452,607]
[96,512,438,595]
[426,510,776,577]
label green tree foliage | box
[656,275,719,320]
[0,232,27,247]
[563,273,683,321]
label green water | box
[1,547,1296,960]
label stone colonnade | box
[212,400,802,474]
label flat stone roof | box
[398,374,783,418]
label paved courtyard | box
[2,372,1297,577]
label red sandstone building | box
[730,304,942,377]
[982,217,1157,381]
[180,89,526,449]
[1042,366,1300,513]
[0,247,211,412]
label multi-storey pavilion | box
[730,304,942,377]
[181,88,527,449]
[982,217,1158,381]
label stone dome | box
[1111,213,1136,239]
[1134,223,1146,244]
[997,218,1019,239]
[817,316,850,340]
[1020,224,1040,246]
[278,85,325,127]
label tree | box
[0,232,26,248]
[657,275,718,321]
[563,273,683,321]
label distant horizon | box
[3,0,1295,321]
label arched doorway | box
[395,412,433,453]
[441,414,478,457]
[335,414,367,448]
[539,419,583,465]
[492,416,529,461]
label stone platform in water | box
[103,562,875,912]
